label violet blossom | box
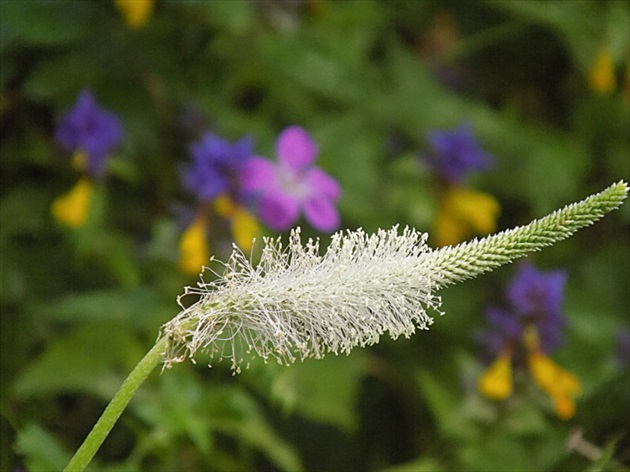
[425,122,493,183]
[182,132,254,202]
[55,89,124,179]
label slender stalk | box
[64,336,170,472]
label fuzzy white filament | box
[162,181,628,372]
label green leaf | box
[381,456,445,472]
[14,423,70,472]
[487,0,630,73]
[0,1,95,48]
[269,353,364,431]
[459,433,533,472]
[12,324,145,398]
[134,366,213,454]
[587,434,626,472]
[217,388,304,472]
[28,287,174,331]
[134,372,304,472]
[415,368,474,440]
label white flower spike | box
[162,181,628,372]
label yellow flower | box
[479,351,512,400]
[115,0,154,29]
[51,177,94,227]
[528,350,581,419]
[179,215,209,275]
[590,46,616,95]
[214,195,260,253]
[434,186,500,247]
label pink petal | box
[276,126,318,172]
[258,191,300,231]
[305,167,341,201]
[241,157,278,192]
[303,195,340,232]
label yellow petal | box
[590,47,616,95]
[115,0,154,29]
[528,350,581,419]
[51,178,93,228]
[552,394,576,420]
[213,194,236,217]
[213,195,260,252]
[434,186,500,247]
[479,352,513,400]
[232,208,260,253]
[179,216,209,275]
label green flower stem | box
[64,336,170,472]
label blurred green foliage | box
[1,1,629,471]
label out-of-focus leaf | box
[587,434,624,472]
[28,286,175,331]
[216,387,304,472]
[415,368,475,440]
[0,186,51,240]
[14,423,70,472]
[388,153,436,231]
[134,370,304,472]
[206,0,256,35]
[133,366,213,454]
[316,117,390,229]
[459,433,532,472]
[269,353,364,431]
[486,0,630,73]
[0,1,95,48]
[381,456,445,472]
[12,324,145,398]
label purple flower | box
[55,89,124,179]
[182,132,254,202]
[477,307,523,359]
[478,262,568,357]
[241,126,341,232]
[507,263,567,320]
[425,122,492,183]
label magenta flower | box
[241,126,341,232]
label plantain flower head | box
[162,182,628,373]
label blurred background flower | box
[179,132,259,274]
[51,89,124,227]
[478,262,581,419]
[182,132,253,203]
[425,122,492,184]
[115,0,154,29]
[590,46,616,95]
[242,126,341,232]
[54,89,124,180]
[424,122,499,247]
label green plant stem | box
[64,336,170,472]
